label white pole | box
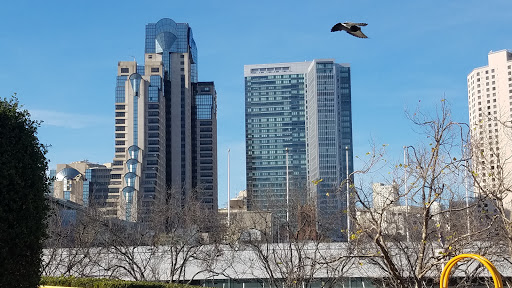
[464,148,470,235]
[346,146,350,240]
[404,146,410,242]
[286,147,289,223]
[228,148,231,226]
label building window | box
[195,94,213,119]
[121,68,129,74]
[151,67,159,73]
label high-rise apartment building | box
[109,18,217,222]
[468,50,512,208]
[244,59,353,240]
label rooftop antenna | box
[129,55,136,62]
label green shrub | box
[0,95,50,288]
[41,276,203,288]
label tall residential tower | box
[468,50,512,210]
[244,59,353,240]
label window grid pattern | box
[192,82,217,211]
[304,61,353,240]
[245,72,307,219]
[83,169,91,207]
[195,94,213,119]
[115,76,127,103]
[137,65,145,76]
[148,75,161,103]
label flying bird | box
[331,22,368,38]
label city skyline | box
[1,1,512,208]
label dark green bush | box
[41,276,202,288]
[0,95,50,288]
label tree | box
[0,95,50,288]
[224,195,353,288]
[349,100,497,288]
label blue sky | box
[1,0,511,208]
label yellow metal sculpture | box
[439,254,502,288]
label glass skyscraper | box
[244,59,353,240]
[109,18,217,222]
[192,82,218,211]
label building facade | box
[109,18,217,221]
[52,161,111,207]
[192,82,218,211]
[109,55,166,222]
[467,50,512,209]
[244,59,353,240]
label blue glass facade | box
[144,18,206,203]
[145,18,198,83]
[115,76,127,103]
[306,61,353,241]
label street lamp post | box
[404,146,410,242]
[228,148,231,226]
[346,146,350,240]
[286,147,289,223]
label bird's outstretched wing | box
[353,23,368,26]
[348,30,368,38]
[331,23,345,32]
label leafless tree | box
[224,193,354,288]
[42,200,107,278]
[43,188,224,283]
[349,100,498,288]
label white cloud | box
[28,109,111,129]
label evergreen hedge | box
[0,95,50,288]
[41,276,202,288]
